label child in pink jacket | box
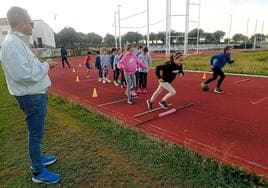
[117,44,146,104]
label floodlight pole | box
[244,18,249,50]
[184,0,190,55]
[165,0,171,58]
[260,21,264,44]
[196,0,201,54]
[227,14,232,46]
[147,0,150,47]
[253,19,257,50]
[114,12,118,48]
[118,4,122,48]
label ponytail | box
[169,55,175,62]
[169,52,183,63]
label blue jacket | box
[60,48,68,57]
[210,52,234,69]
[95,56,101,69]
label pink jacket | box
[117,52,146,74]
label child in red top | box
[84,51,93,78]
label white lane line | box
[97,96,139,107]
[251,96,268,105]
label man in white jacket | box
[0,6,61,184]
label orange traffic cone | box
[76,75,80,82]
[92,88,98,97]
[78,63,82,67]
[72,67,76,73]
[202,73,207,80]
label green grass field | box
[1,66,267,187]
[153,50,268,76]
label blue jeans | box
[15,94,47,173]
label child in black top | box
[147,52,184,110]
[95,50,102,81]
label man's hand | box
[46,59,57,69]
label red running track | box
[49,56,268,178]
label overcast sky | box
[0,0,267,38]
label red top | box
[84,55,92,64]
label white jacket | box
[0,31,51,96]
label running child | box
[201,46,235,94]
[137,46,152,94]
[146,52,184,110]
[84,51,93,78]
[117,44,146,105]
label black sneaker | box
[214,88,224,94]
[159,100,168,109]
[146,99,153,110]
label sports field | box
[49,53,268,179]
[1,51,268,187]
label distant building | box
[31,19,56,48]
[0,18,9,48]
[0,18,56,49]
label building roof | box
[0,18,9,25]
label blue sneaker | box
[32,168,61,184]
[42,156,57,166]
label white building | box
[0,18,56,49]
[31,19,56,48]
[0,18,9,47]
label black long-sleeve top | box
[155,61,184,83]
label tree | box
[86,32,103,47]
[122,32,143,44]
[250,33,266,43]
[76,32,87,49]
[203,32,214,44]
[232,33,246,43]
[188,28,204,44]
[213,30,225,43]
[157,31,166,44]
[103,34,115,47]
[149,32,157,44]
[55,27,77,48]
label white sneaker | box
[113,81,119,86]
[127,100,133,105]
[106,79,112,83]
[102,80,106,84]
[131,91,137,96]
[98,78,102,82]
[214,88,224,94]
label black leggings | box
[204,67,225,88]
[97,68,102,78]
[113,68,120,82]
[120,70,126,85]
[138,72,148,89]
[61,57,70,68]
